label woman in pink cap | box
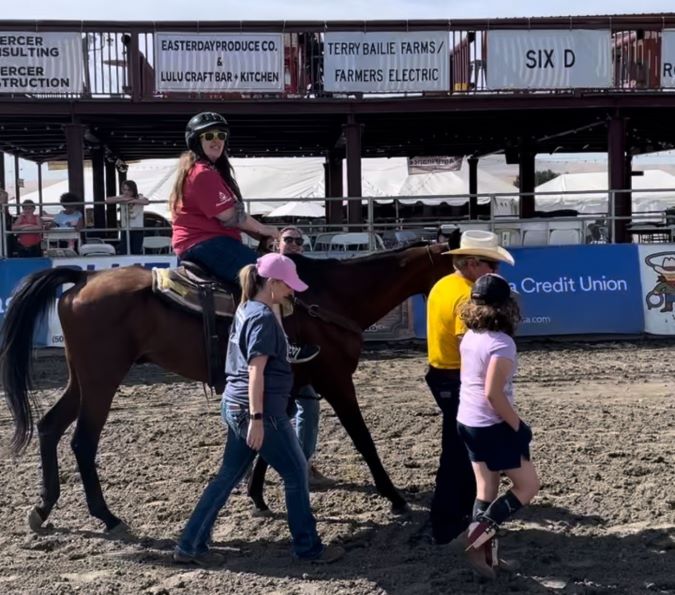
[174,253,344,567]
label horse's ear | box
[447,228,461,250]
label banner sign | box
[660,31,675,88]
[47,256,177,347]
[412,245,644,338]
[154,32,284,92]
[487,30,611,89]
[638,245,675,335]
[408,156,463,174]
[0,32,83,93]
[506,245,643,336]
[323,31,449,92]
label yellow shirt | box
[426,272,473,370]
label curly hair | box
[460,298,521,337]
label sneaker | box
[310,544,345,564]
[287,343,320,364]
[465,518,498,551]
[172,547,225,568]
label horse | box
[1,234,459,535]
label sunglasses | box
[476,258,499,271]
[282,236,304,246]
[200,130,228,142]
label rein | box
[292,296,363,336]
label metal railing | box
[1,16,675,100]
[1,187,674,258]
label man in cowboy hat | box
[425,230,515,548]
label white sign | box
[0,32,83,93]
[487,30,611,89]
[638,245,675,335]
[47,256,177,347]
[324,31,449,92]
[154,33,284,92]
[408,156,463,174]
[661,31,675,87]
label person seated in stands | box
[45,192,84,251]
[49,192,84,231]
[12,199,44,257]
[277,225,331,487]
[106,179,150,255]
[169,111,319,364]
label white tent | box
[536,169,675,215]
[265,200,325,218]
[19,157,519,219]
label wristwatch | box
[251,412,263,420]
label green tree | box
[513,169,558,188]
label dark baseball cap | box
[471,274,513,306]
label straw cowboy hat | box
[444,230,515,266]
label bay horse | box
[1,235,458,535]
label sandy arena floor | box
[0,341,673,594]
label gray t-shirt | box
[224,300,292,416]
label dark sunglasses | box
[282,236,304,246]
[200,130,228,141]
[476,258,499,271]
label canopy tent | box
[265,200,325,218]
[20,157,519,220]
[535,170,675,214]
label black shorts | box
[457,421,532,472]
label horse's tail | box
[0,267,87,455]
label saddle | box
[152,261,238,392]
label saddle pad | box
[152,266,236,319]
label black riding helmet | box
[184,112,230,154]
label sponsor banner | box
[324,31,449,93]
[154,32,284,92]
[487,30,611,89]
[408,156,463,174]
[0,257,52,346]
[661,31,675,88]
[364,299,415,342]
[412,245,644,338]
[47,255,176,347]
[638,244,675,335]
[0,32,83,93]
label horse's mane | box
[289,241,432,289]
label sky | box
[3,0,675,21]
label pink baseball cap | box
[255,253,308,292]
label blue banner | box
[0,257,52,346]
[503,245,644,336]
[411,245,644,338]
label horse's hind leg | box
[247,456,271,513]
[29,367,80,531]
[70,369,130,532]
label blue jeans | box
[293,386,321,461]
[180,235,257,283]
[177,400,324,560]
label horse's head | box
[425,228,461,291]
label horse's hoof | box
[251,506,273,518]
[391,502,411,516]
[27,507,45,533]
[105,521,135,542]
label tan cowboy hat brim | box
[443,246,515,266]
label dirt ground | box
[0,340,674,594]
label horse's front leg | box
[247,456,271,514]
[314,373,408,514]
